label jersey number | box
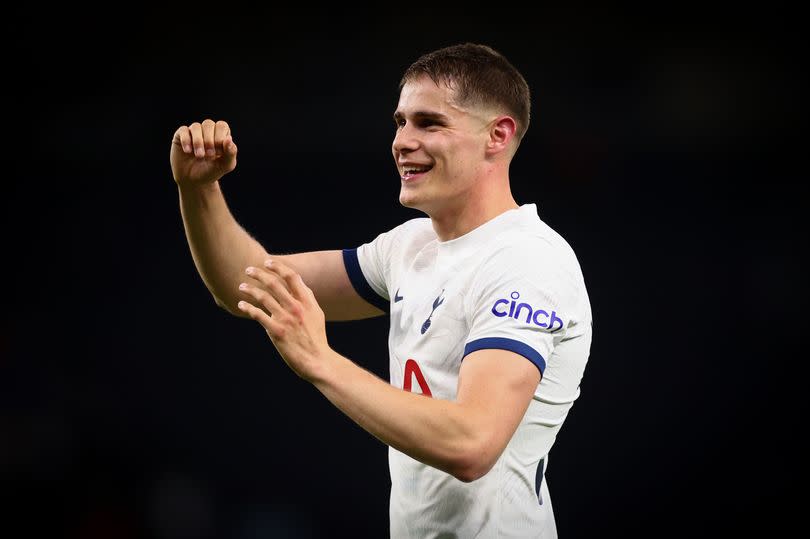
[403,359,433,397]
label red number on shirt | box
[403,359,433,397]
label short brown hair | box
[400,43,531,143]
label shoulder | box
[484,220,580,276]
[361,216,432,250]
[470,219,587,306]
[384,217,435,256]
[360,217,434,269]
[374,216,432,241]
[395,216,433,237]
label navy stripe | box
[535,457,545,505]
[462,337,546,374]
[342,249,390,313]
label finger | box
[189,122,205,158]
[265,259,311,302]
[245,266,297,311]
[237,300,285,338]
[214,120,231,156]
[201,119,216,158]
[173,125,193,154]
[238,281,282,316]
[294,274,317,305]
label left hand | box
[237,258,330,381]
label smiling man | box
[170,43,592,538]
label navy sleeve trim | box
[342,248,390,313]
[463,337,546,374]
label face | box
[392,75,493,214]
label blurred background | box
[2,7,804,538]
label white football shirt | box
[342,203,592,538]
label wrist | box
[177,181,224,210]
[177,179,221,195]
[309,348,345,388]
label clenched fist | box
[170,119,238,186]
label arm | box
[171,119,384,321]
[237,260,539,482]
[315,348,539,482]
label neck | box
[430,175,518,242]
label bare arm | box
[275,251,386,321]
[171,119,384,321]
[314,348,540,482]
[178,180,268,314]
[237,260,540,482]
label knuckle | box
[252,270,269,285]
[202,118,215,126]
[268,275,284,290]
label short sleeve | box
[463,248,571,375]
[342,220,421,313]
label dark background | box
[3,7,804,539]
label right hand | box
[170,119,238,187]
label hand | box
[170,119,238,187]
[237,259,330,381]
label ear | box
[486,116,517,156]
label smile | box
[401,165,433,182]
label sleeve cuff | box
[463,337,546,374]
[342,248,390,313]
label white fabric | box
[351,204,592,538]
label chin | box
[400,193,437,216]
[399,189,418,208]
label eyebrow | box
[393,110,451,124]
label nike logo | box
[394,288,404,303]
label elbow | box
[214,295,232,313]
[451,458,495,484]
[448,441,499,483]
[452,467,489,484]
[214,296,245,318]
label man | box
[170,43,592,538]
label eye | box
[417,119,443,130]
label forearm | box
[312,351,486,481]
[179,181,268,315]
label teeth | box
[404,166,430,174]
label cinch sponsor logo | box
[491,291,564,332]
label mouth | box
[401,164,433,183]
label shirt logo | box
[491,291,564,332]
[394,288,404,303]
[420,289,445,334]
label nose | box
[392,123,419,156]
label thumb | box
[224,135,238,156]
[217,135,238,173]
